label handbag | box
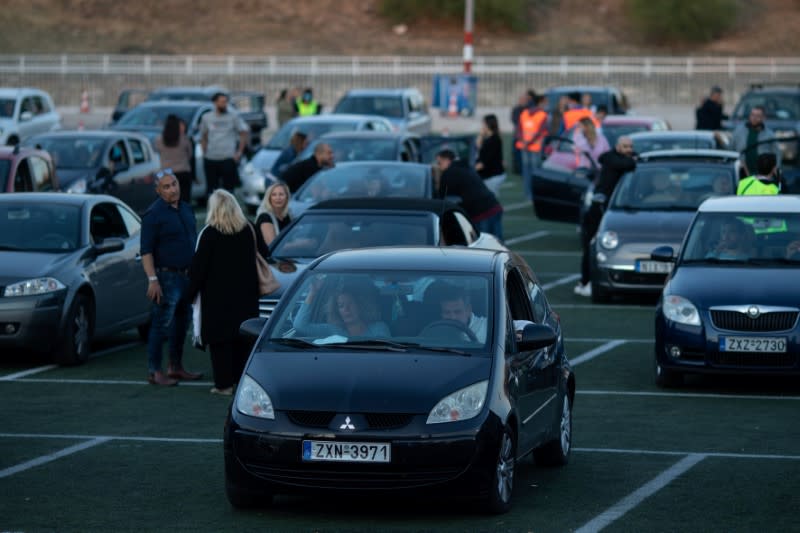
[249,224,280,296]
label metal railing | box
[1,54,798,109]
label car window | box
[117,105,196,128]
[733,93,800,121]
[26,136,107,169]
[32,96,49,114]
[611,164,736,210]
[296,164,429,202]
[90,202,129,243]
[634,137,715,153]
[110,141,130,167]
[506,268,533,322]
[116,204,141,236]
[20,97,35,117]
[453,211,478,244]
[28,156,54,191]
[0,98,15,118]
[335,96,405,119]
[527,280,550,324]
[370,120,391,132]
[128,139,146,164]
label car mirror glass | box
[240,317,267,339]
[517,323,557,352]
[651,245,676,263]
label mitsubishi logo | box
[747,306,761,319]
[339,416,355,431]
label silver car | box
[0,88,61,146]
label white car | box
[0,88,61,145]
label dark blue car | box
[652,195,800,386]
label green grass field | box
[2,151,799,532]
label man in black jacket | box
[575,136,636,297]
[281,142,334,193]
[695,86,728,131]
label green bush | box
[626,0,741,43]
[379,0,530,33]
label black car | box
[0,193,151,364]
[225,246,575,513]
[259,198,506,319]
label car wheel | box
[56,293,92,366]
[224,453,273,509]
[654,360,683,388]
[533,393,572,467]
[591,284,611,304]
[485,426,516,514]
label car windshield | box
[0,98,15,118]
[682,212,800,265]
[733,93,800,120]
[263,271,492,354]
[634,136,715,153]
[266,120,360,149]
[116,105,197,128]
[602,124,651,147]
[271,213,434,259]
[0,203,81,251]
[611,163,736,210]
[300,138,399,162]
[0,160,10,190]
[27,137,108,169]
[295,164,429,202]
[147,92,210,102]
[335,96,404,119]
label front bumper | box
[592,265,668,294]
[0,293,65,353]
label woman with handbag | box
[186,190,270,395]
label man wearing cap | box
[200,92,249,199]
[140,170,203,386]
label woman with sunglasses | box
[154,114,193,204]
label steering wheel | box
[418,319,479,343]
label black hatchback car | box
[225,247,575,513]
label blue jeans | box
[477,211,504,242]
[147,271,190,374]
[521,151,541,201]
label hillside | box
[1,0,799,56]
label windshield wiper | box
[682,257,748,265]
[744,257,800,266]
[390,342,472,357]
[268,338,319,349]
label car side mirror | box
[93,237,124,255]
[651,245,676,263]
[20,111,33,122]
[240,317,267,340]
[517,323,557,352]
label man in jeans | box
[200,92,249,198]
[140,170,203,385]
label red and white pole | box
[463,0,474,74]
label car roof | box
[603,116,663,125]
[316,130,412,141]
[342,88,417,97]
[0,146,50,159]
[314,246,503,273]
[0,87,43,97]
[285,114,388,125]
[150,85,227,94]
[744,84,800,94]
[698,195,800,213]
[0,192,117,205]
[129,100,211,109]
[629,130,716,140]
[638,149,739,162]
[310,197,459,213]
[546,85,617,93]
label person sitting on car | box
[706,219,753,260]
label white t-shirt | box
[469,313,488,343]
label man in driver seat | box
[426,282,487,343]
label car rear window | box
[296,164,429,202]
[733,93,800,121]
[335,96,405,119]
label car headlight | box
[426,380,487,424]
[235,374,275,420]
[600,231,619,250]
[4,277,65,297]
[662,295,701,327]
[66,178,87,194]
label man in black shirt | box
[695,86,728,131]
[281,142,334,193]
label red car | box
[0,145,59,193]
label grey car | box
[0,193,151,364]
[333,88,433,134]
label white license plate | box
[720,337,787,353]
[635,260,673,274]
[302,440,391,463]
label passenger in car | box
[294,278,390,339]
[706,219,754,260]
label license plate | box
[719,337,787,353]
[302,440,391,463]
[635,260,673,274]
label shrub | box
[379,0,530,33]
[626,0,741,44]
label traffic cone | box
[80,90,90,114]
[447,93,458,118]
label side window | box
[452,211,478,244]
[32,96,46,115]
[128,139,146,164]
[29,156,53,191]
[116,205,141,236]
[527,279,549,323]
[506,269,534,321]
[14,161,33,192]
[90,203,129,243]
[110,140,130,167]
[20,97,35,117]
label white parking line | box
[570,340,627,366]
[505,230,550,246]
[542,274,581,290]
[574,454,707,533]
[14,378,214,387]
[0,341,143,381]
[0,437,110,479]
[579,390,800,401]
[0,432,222,443]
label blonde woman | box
[186,190,259,395]
[256,182,292,249]
[573,117,610,169]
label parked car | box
[288,161,434,217]
[297,131,423,164]
[334,88,433,134]
[630,130,731,154]
[590,150,739,303]
[546,85,629,115]
[653,195,800,386]
[0,193,151,365]
[600,115,670,147]
[226,246,574,513]
[24,131,160,214]
[258,198,507,319]
[0,88,61,146]
[0,145,59,193]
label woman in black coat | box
[474,114,505,196]
[187,190,259,395]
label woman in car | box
[294,278,390,339]
[154,114,193,204]
[255,182,292,250]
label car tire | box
[485,426,516,514]
[533,393,572,467]
[56,293,92,366]
[654,360,683,388]
[224,454,273,509]
[591,284,611,304]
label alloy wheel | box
[496,431,515,503]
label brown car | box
[0,145,59,193]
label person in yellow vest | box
[294,87,321,116]
[737,153,783,195]
[516,94,549,200]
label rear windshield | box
[117,105,197,127]
[611,164,736,210]
[266,120,360,149]
[335,96,405,119]
[27,137,108,169]
[634,136,715,153]
[299,138,399,163]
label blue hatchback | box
[652,195,800,386]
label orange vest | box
[516,108,548,152]
[562,107,600,131]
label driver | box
[426,281,487,343]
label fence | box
[1,54,799,109]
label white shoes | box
[573,282,592,297]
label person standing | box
[510,90,535,175]
[256,182,292,249]
[281,142,334,193]
[294,87,321,116]
[186,190,260,395]
[517,94,549,201]
[140,170,202,385]
[732,106,781,177]
[695,86,728,131]
[573,117,610,169]
[154,114,194,204]
[475,114,506,196]
[276,88,296,127]
[200,92,249,199]
[574,136,636,297]
[562,92,599,132]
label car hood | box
[667,266,800,308]
[0,250,76,285]
[601,209,696,242]
[247,350,492,413]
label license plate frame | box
[719,336,787,353]
[635,260,673,274]
[302,440,391,463]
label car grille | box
[246,463,465,489]
[286,411,415,430]
[608,271,667,285]
[363,414,415,430]
[710,311,798,332]
[708,352,798,368]
[258,298,279,319]
[287,411,336,428]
